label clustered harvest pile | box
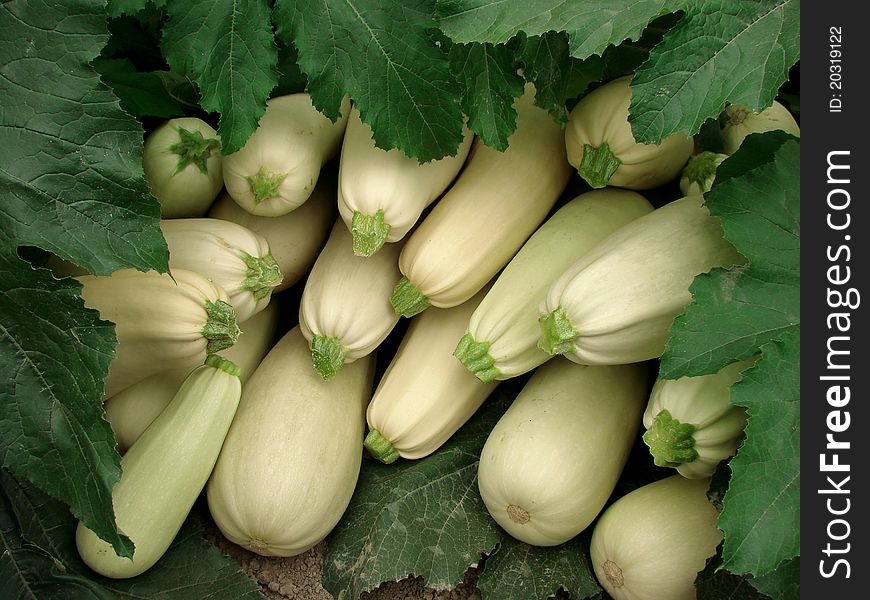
[1,3,801,599]
[69,76,798,599]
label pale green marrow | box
[76,356,242,578]
[456,188,653,382]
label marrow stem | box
[577,141,622,189]
[169,127,220,174]
[310,335,348,380]
[682,151,726,193]
[390,277,430,318]
[364,430,400,464]
[204,354,242,378]
[537,306,580,356]
[240,252,283,300]
[351,209,391,257]
[201,300,240,354]
[246,168,287,205]
[453,333,501,382]
[642,409,699,467]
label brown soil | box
[209,529,481,600]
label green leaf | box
[749,557,800,600]
[275,0,465,162]
[323,391,513,599]
[0,470,264,599]
[93,57,189,119]
[151,71,202,112]
[436,1,799,146]
[661,135,800,578]
[695,548,768,600]
[162,0,279,154]
[274,37,309,97]
[435,0,681,57]
[713,130,794,187]
[718,331,799,576]
[599,12,682,80]
[106,0,149,18]
[103,3,169,72]
[448,42,525,150]
[0,249,132,559]
[513,32,604,124]
[477,534,601,600]
[0,0,168,276]
[0,0,189,560]
[660,135,799,378]
[629,0,800,143]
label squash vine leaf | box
[661,132,800,578]
[275,0,466,163]
[0,0,172,560]
[435,0,800,145]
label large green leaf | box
[718,331,800,576]
[660,134,799,378]
[106,0,150,18]
[0,471,264,599]
[275,0,465,162]
[0,0,183,560]
[629,0,800,143]
[93,57,194,119]
[162,0,279,154]
[749,557,800,600]
[0,249,131,560]
[448,41,525,150]
[0,0,168,276]
[324,380,606,600]
[695,549,768,600]
[512,32,604,124]
[435,0,678,58]
[477,534,600,599]
[436,1,800,145]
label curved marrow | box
[208,176,336,292]
[299,220,402,379]
[76,356,242,578]
[538,195,744,365]
[105,302,279,451]
[643,357,754,478]
[365,286,497,463]
[161,218,282,322]
[590,476,722,600]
